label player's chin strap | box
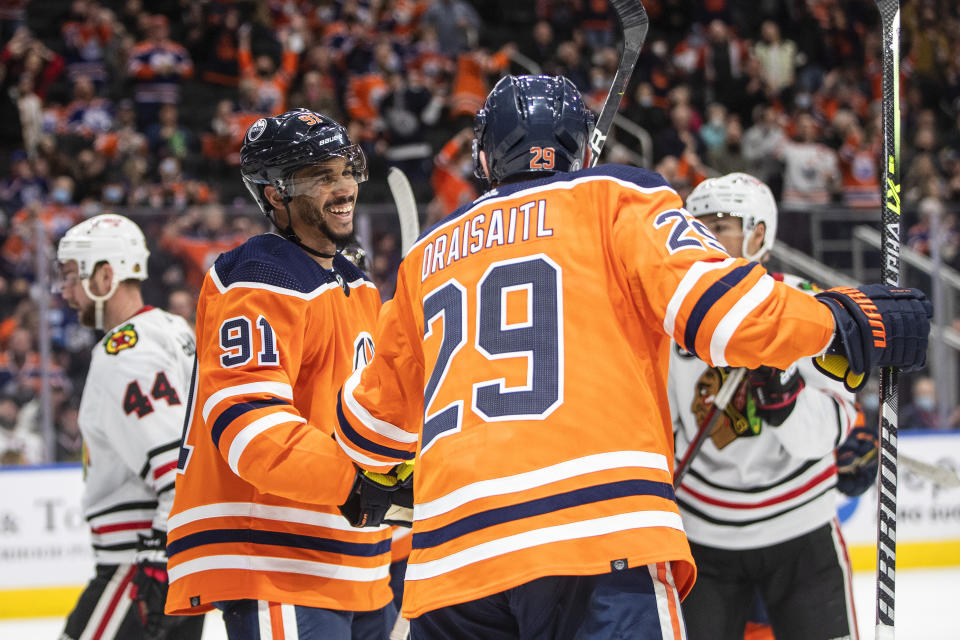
[274,199,340,260]
[80,276,120,330]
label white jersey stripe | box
[414,451,669,522]
[202,381,294,421]
[709,274,775,366]
[281,603,299,640]
[258,600,273,640]
[168,554,390,583]
[167,501,387,533]
[663,259,736,339]
[405,510,684,581]
[343,369,418,443]
[228,412,306,475]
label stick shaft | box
[588,0,648,166]
[874,0,901,633]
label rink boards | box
[2,431,959,618]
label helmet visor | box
[281,144,368,195]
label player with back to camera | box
[670,173,879,640]
[332,74,930,639]
[165,108,411,639]
[57,213,202,640]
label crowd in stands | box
[1,0,959,464]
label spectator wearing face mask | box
[900,376,955,430]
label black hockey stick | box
[673,367,747,489]
[588,0,648,167]
[873,1,901,638]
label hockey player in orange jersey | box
[335,75,931,639]
[165,109,411,639]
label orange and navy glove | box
[814,285,931,391]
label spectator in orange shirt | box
[237,24,300,115]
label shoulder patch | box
[104,323,138,355]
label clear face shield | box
[279,145,369,199]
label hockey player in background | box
[56,214,202,640]
[333,74,930,638]
[670,173,879,640]
[165,109,408,639]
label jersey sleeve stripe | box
[166,528,392,558]
[202,382,294,422]
[709,274,776,367]
[342,369,418,443]
[336,431,400,470]
[404,510,685,582]
[211,398,291,447]
[167,554,391,583]
[412,478,675,550]
[663,258,736,337]
[336,394,416,460]
[414,451,670,521]
[167,502,388,533]
[227,412,307,475]
[682,262,759,359]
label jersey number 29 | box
[421,255,562,453]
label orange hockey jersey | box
[335,164,838,618]
[166,234,393,614]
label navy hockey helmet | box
[240,108,368,215]
[473,75,594,185]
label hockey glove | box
[813,285,931,391]
[748,365,804,426]
[130,529,170,638]
[340,462,414,528]
[836,426,879,497]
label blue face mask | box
[104,186,124,203]
[51,188,71,204]
[914,396,935,412]
[861,394,879,411]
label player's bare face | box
[289,159,358,247]
[698,214,744,258]
[58,262,102,327]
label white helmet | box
[57,214,149,329]
[685,172,777,261]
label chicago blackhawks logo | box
[104,323,139,355]
[691,366,760,450]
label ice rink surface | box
[1,567,955,639]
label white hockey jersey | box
[78,306,195,564]
[669,274,858,550]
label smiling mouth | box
[327,204,354,217]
